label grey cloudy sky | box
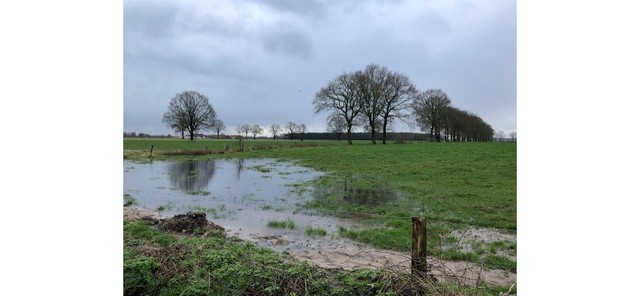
[124,0,516,136]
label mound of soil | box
[159,211,226,236]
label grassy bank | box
[124,217,514,295]
[123,138,516,268]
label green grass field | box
[124,138,516,262]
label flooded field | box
[124,158,353,243]
[124,158,516,285]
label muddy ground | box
[124,207,516,287]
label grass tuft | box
[305,226,328,237]
[267,219,297,229]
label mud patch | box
[245,231,517,287]
[124,206,163,222]
[125,207,226,237]
[124,207,515,287]
[160,212,207,232]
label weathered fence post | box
[411,216,427,275]
[149,145,154,157]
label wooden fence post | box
[411,216,427,275]
[149,145,154,157]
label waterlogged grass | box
[190,205,233,219]
[187,190,211,196]
[157,201,175,212]
[305,226,328,237]
[267,219,297,230]
[262,204,287,212]
[249,165,271,173]
[483,255,517,272]
[124,220,514,295]
[123,194,137,206]
[489,240,517,255]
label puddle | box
[124,158,358,248]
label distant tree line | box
[281,132,429,141]
[123,132,173,138]
[314,63,495,144]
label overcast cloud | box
[124,0,516,136]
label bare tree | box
[297,123,307,141]
[355,64,387,144]
[162,112,186,139]
[313,72,362,145]
[412,89,451,142]
[269,124,282,140]
[162,90,217,141]
[509,131,517,142]
[212,119,225,139]
[379,70,418,144]
[284,121,297,140]
[326,112,347,141]
[250,124,263,140]
[495,130,505,142]
[236,124,251,138]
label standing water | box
[124,158,518,285]
[124,158,356,251]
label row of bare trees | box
[233,122,307,140]
[314,64,494,144]
[283,122,307,141]
[162,69,495,143]
[313,64,416,145]
[235,124,263,139]
[412,89,494,142]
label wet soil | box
[124,207,516,287]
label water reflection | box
[168,160,216,192]
[315,174,397,206]
[236,158,244,180]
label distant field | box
[124,138,516,258]
[123,137,338,155]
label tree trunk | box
[429,127,434,142]
[382,119,388,144]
